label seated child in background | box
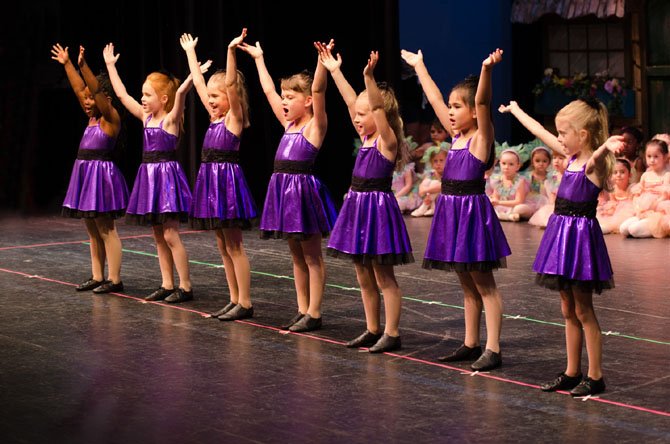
[489,149,531,222]
[651,133,670,171]
[620,138,670,238]
[411,145,447,217]
[596,158,634,234]
[528,152,567,228]
[393,161,421,212]
[522,146,552,216]
[618,126,645,183]
[413,118,451,176]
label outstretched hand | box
[314,39,340,72]
[498,101,520,114]
[238,41,263,59]
[229,28,247,49]
[180,33,198,51]
[78,46,86,68]
[199,59,213,74]
[400,49,423,67]
[50,43,69,65]
[483,48,503,68]
[103,43,120,65]
[364,51,378,76]
[602,135,625,155]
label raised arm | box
[164,61,211,136]
[239,41,285,126]
[103,43,143,120]
[498,101,562,154]
[304,39,331,146]
[400,49,450,130]
[78,46,120,134]
[180,33,210,113]
[470,49,502,161]
[316,41,357,122]
[50,43,87,114]
[586,135,625,186]
[225,28,247,134]
[364,51,397,160]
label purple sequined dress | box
[327,139,413,264]
[260,124,337,239]
[423,136,511,271]
[189,120,258,229]
[62,121,128,219]
[533,156,614,293]
[125,116,192,225]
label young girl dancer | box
[596,158,633,234]
[527,151,567,228]
[180,30,258,320]
[619,139,670,237]
[401,48,510,371]
[499,98,624,396]
[240,39,337,332]
[52,44,128,294]
[490,148,530,222]
[317,45,412,353]
[411,145,448,217]
[104,42,199,304]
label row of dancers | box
[395,113,670,238]
[52,29,627,397]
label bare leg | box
[560,288,583,377]
[456,271,483,348]
[470,270,503,353]
[301,234,326,318]
[216,229,239,304]
[373,264,402,337]
[287,238,309,314]
[572,287,603,380]
[354,263,381,334]
[221,227,251,308]
[84,219,106,281]
[162,219,191,291]
[152,224,175,290]
[95,217,122,283]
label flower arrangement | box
[532,68,627,116]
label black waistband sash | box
[553,197,597,218]
[273,160,314,174]
[441,178,486,196]
[350,176,392,192]
[76,149,114,161]
[201,149,240,164]
[142,151,177,163]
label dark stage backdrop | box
[0,1,401,213]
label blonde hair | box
[557,99,614,189]
[209,70,251,128]
[362,84,409,172]
[280,71,313,96]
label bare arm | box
[224,28,247,135]
[77,46,120,136]
[470,49,502,162]
[103,43,143,120]
[395,169,413,197]
[239,41,285,126]
[316,41,357,122]
[304,39,330,147]
[364,51,397,161]
[401,50,450,131]
[50,44,87,114]
[163,74,194,137]
[180,33,210,114]
[498,101,562,154]
[586,135,625,186]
